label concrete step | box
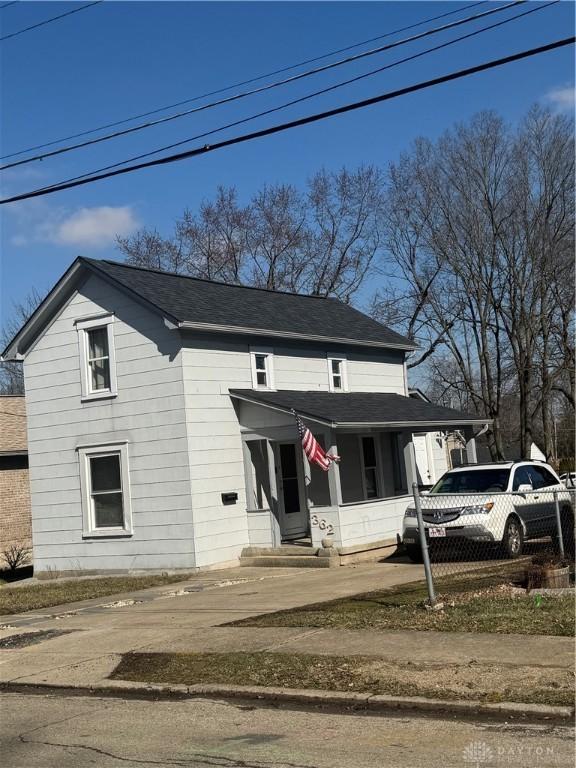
[241,546,320,558]
[239,555,334,568]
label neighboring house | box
[0,395,32,560]
[1,258,488,575]
[476,439,547,463]
[407,389,451,485]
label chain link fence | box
[404,484,575,602]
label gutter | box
[177,321,417,351]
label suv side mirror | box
[516,483,533,494]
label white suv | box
[402,461,574,561]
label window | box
[250,347,274,390]
[77,315,117,400]
[528,465,558,489]
[512,466,532,491]
[360,436,379,499]
[432,468,511,493]
[327,356,348,392]
[79,443,132,536]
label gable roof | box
[2,258,416,358]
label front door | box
[276,442,309,540]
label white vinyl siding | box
[24,274,195,574]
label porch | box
[230,389,487,558]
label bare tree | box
[117,166,383,302]
[374,107,574,460]
[1,289,45,394]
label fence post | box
[553,490,565,558]
[412,482,436,605]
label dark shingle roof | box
[84,259,415,349]
[229,390,487,426]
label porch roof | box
[230,389,490,428]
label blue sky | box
[1,0,574,327]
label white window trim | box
[76,315,117,401]
[78,442,132,538]
[250,346,275,390]
[327,355,348,392]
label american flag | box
[293,411,340,472]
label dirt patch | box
[111,651,575,707]
[0,629,76,649]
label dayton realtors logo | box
[463,740,557,766]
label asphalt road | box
[1,692,573,768]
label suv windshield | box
[430,468,510,494]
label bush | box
[2,542,31,572]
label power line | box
[0,0,522,169]
[0,2,18,10]
[33,1,556,191]
[0,1,488,160]
[2,36,573,205]
[0,1,102,42]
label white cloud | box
[53,206,139,248]
[545,86,575,113]
[7,204,140,250]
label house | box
[0,395,32,562]
[1,258,487,575]
[407,389,453,484]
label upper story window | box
[76,315,117,401]
[250,347,274,390]
[79,443,132,537]
[327,355,348,392]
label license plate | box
[428,527,446,538]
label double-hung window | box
[79,443,132,536]
[250,347,274,390]
[327,356,348,392]
[77,315,117,400]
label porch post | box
[463,426,478,465]
[241,441,255,510]
[266,440,281,547]
[326,427,342,506]
[401,431,418,490]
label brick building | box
[0,395,32,562]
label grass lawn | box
[111,651,574,707]
[229,573,575,637]
[0,574,194,615]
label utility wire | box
[0,1,488,160]
[36,1,556,191]
[0,2,18,10]
[0,1,102,42]
[0,0,522,169]
[2,36,573,205]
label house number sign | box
[310,514,334,535]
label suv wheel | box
[501,516,523,559]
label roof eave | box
[178,321,417,351]
[229,391,492,429]
[1,258,84,361]
[1,258,181,361]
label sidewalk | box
[0,561,573,719]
